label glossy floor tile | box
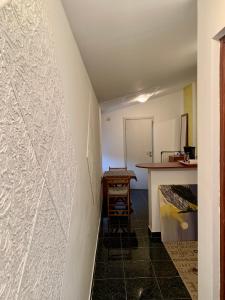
[126,277,162,300]
[92,279,126,300]
[157,277,191,299]
[91,190,191,300]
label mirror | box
[180,113,188,151]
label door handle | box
[146,151,152,157]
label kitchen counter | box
[136,162,197,169]
[136,162,197,233]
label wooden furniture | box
[109,166,127,171]
[169,155,185,162]
[103,169,137,179]
[106,177,130,217]
[161,151,180,162]
[102,169,136,215]
[103,170,136,199]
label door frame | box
[220,35,225,300]
[123,117,154,168]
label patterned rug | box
[164,241,198,300]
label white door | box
[125,118,153,189]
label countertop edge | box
[136,162,197,170]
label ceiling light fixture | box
[134,93,151,103]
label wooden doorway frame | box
[220,36,225,300]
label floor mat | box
[164,241,198,300]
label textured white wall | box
[0,0,101,299]
[102,90,183,171]
[198,0,225,299]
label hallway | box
[92,190,191,299]
[0,0,222,298]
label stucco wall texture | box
[0,1,100,299]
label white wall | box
[102,90,183,171]
[0,1,101,299]
[192,81,198,149]
[198,0,225,299]
[49,2,102,299]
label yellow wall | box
[183,84,193,145]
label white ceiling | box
[62,0,197,103]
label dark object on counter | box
[184,146,195,159]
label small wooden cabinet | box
[169,155,184,162]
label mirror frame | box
[180,113,189,151]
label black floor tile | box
[94,263,106,279]
[130,216,148,223]
[134,227,150,237]
[130,219,148,227]
[95,246,107,262]
[99,237,121,249]
[102,232,122,239]
[96,246,123,262]
[152,261,179,277]
[120,231,138,239]
[94,261,124,279]
[149,247,171,261]
[131,222,147,229]
[125,277,162,299]
[92,279,126,300]
[122,247,151,261]
[92,190,191,300]
[124,260,155,278]
[157,277,190,299]
[112,251,124,261]
[96,238,122,262]
[99,220,123,238]
[121,237,139,248]
[143,237,164,248]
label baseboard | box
[88,213,101,300]
[148,225,161,239]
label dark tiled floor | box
[91,190,191,300]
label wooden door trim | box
[220,36,225,300]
